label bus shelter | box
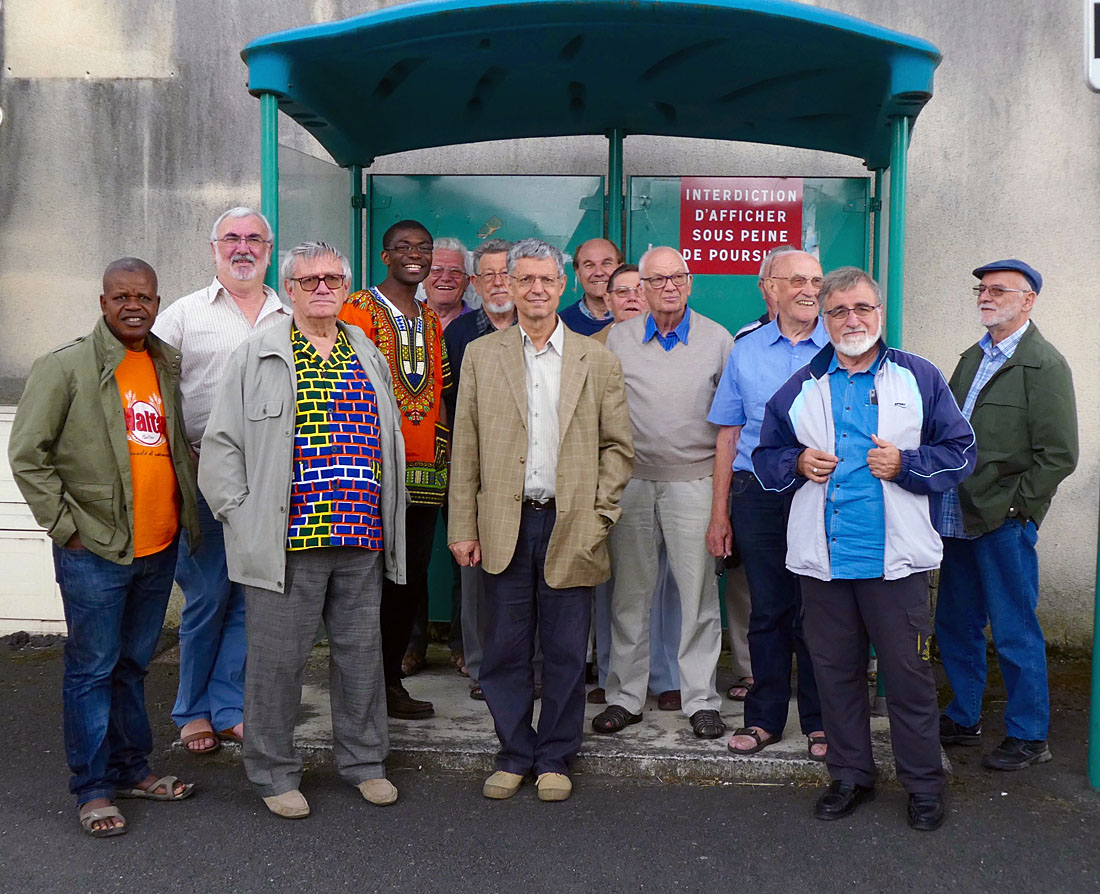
[240,0,1100,788]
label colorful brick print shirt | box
[286,326,384,551]
[339,287,452,506]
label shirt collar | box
[577,296,613,322]
[764,316,830,348]
[209,276,283,308]
[643,307,692,345]
[978,318,1030,359]
[521,316,565,355]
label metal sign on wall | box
[679,176,804,274]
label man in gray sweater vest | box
[596,246,734,739]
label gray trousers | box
[244,547,387,797]
[800,572,944,794]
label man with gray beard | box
[153,207,291,754]
[754,267,976,832]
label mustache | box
[231,252,255,263]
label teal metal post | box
[885,116,910,347]
[260,92,279,291]
[350,164,364,291]
[871,168,884,282]
[1089,490,1100,788]
[607,128,625,249]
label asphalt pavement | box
[2,634,1099,894]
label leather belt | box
[522,498,556,510]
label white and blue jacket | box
[752,342,976,582]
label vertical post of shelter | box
[1089,495,1100,788]
[885,116,910,348]
[606,128,625,249]
[871,168,884,281]
[260,92,280,291]
[350,165,364,291]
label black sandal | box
[592,705,643,734]
[727,726,780,755]
[725,678,753,702]
[690,709,726,739]
[807,734,828,762]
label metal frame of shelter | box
[242,0,1100,788]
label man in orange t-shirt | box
[340,219,452,720]
[9,258,200,838]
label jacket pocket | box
[246,399,284,421]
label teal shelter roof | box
[242,0,941,169]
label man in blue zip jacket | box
[754,267,976,832]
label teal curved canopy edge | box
[241,0,941,169]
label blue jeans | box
[935,519,1048,740]
[54,539,178,806]
[173,490,246,731]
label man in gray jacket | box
[199,242,407,819]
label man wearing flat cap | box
[934,259,1078,771]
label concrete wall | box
[1,0,1096,645]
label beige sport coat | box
[448,323,633,589]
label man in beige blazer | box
[449,238,633,803]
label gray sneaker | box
[982,737,1052,770]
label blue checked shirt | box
[937,320,1031,539]
[643,307,692,351]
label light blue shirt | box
[643,308,692,352]
[937,320,1030,539]
[707,318,830,473]
[824,347,886,578]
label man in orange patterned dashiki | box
[339,220,452,720]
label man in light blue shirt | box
[706,249,828,760]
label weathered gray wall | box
[1,0,1096,644]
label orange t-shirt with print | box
[115,349,180,557]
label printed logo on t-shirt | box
[124,391,167,448]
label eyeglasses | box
[385,241,434,255]
[215,235,270,249]
[640,272,690,289]
[972,284,1030,298]
[512,274,561,289]
[429,266,467,278]
[607,286,641,297]
[823,303,881,320]
[476,271,510,282]
[770,275,824,289]
[288,274,346,292]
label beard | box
[484,298,514,314]
[833,320,881,358]
[229,252,262,281]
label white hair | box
[210,206,273,242]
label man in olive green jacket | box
[8,258,199,838]
[933,259,1078,773]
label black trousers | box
[381,504,439,686]
[480,503,591,776]
[800,572,944,794]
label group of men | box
[8,200,1078,836]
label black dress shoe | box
[982,736,1052,770]
[386,683,434,719]
[812,780,875,821]
[907,793,945,831]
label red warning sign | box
[679,177,803,275]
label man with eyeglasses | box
[934,259,1078,772]
[200,242,407,819]
[340,219,451,720]
[706,248,828,761]
[442,238,519,698]
[449,238,633,802]
[9,257,200,837]
[559,238,623,336]
[154,206,290,755]
[754,266,975,831]
[423,237,475,330]
[593,248,730,740]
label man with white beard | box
[753,266,976,832]
[153,206,291,754]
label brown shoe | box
[657,690,681,711]
[386,683,434,719]
[586,687,606,705]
